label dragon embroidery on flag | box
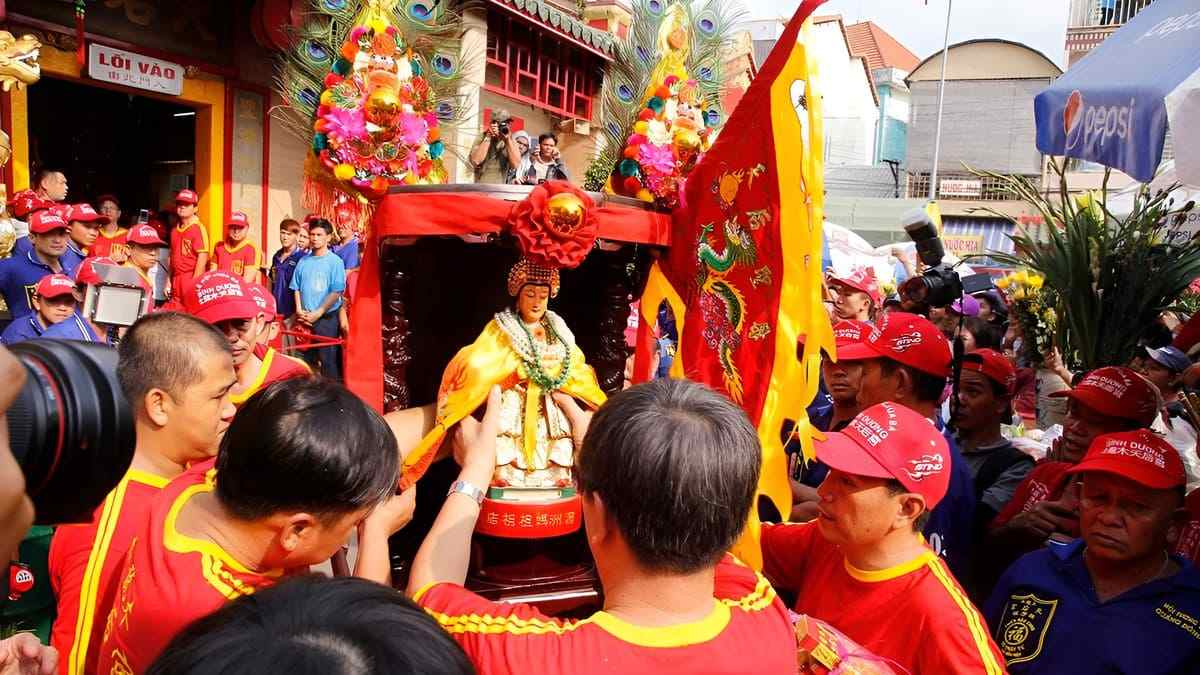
[695,164,768,403]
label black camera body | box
[900,208,963,308]
[497,121,510,137]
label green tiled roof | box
[494,0,617,56]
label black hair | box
[32,168,63,188]
[1140,322,1174,350]
[879,359,947,404]
[886,480,932,531]
[538,133,558,145]
[307,218,334,236]
[576,379,761,574]
[215,379,399,523]
[117,312,231,409]
[962,317,1003,351]
[147,576,474,675]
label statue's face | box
[517,284,550,324]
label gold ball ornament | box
[673,129,702,154]
[365,87,401,126]
[545,192,586,236]
[334,163,356,180]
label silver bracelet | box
[447,479,485,506]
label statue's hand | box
[551,392,593,451]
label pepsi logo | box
[1064,90,1083,137]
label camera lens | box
[6,340,134,524]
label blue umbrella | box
[1034,0,1200,183]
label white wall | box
[811,21,879,166]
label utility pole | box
[929,0,953,201]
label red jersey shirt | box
[989,461,1075,529]
[169,221,209,278]
[90,229,129,261]
[415,555,797,675]
[1174,488,1200,564]
[212,240,263,281]
[230,346,311,407]
[762,521,1006,675]
[95,461,285,674]
[49,469,169,675]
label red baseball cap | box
[75,256,119,287]
[28,210,70,234]
[9,190,53,219]
[962,349,1017,397]
[175,189,199,205]
[65,203,110,225]
[36,274,78,299]
[832,319,871,348]
[1066,429,1186,490]
[829,267,882,304]
[246,283,278,319]
[837,312,952,378]
[185,271,260,325]
[1049,366,1159,427]
[816,402,951,509]
[227,211,249,229]
[127,223,166,246]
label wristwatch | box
[447,479,486,506]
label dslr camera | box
[899,208,962,308]
[497,120,510,137]
[7,341,134,524]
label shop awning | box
[486,0,617,60]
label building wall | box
[811,21,879,166]
[907,78,1050,175]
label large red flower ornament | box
[508,181,599,269]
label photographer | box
[49,313,236,675]
[515,133,570,185]
[469,110,522,185]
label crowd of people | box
[468,109,570,186]
[0,167,1196,674]
[0,170,362,380]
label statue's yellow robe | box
[401,319,607,488]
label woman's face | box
[517,285,550,324]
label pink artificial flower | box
[322,107,367,144]
[399,113,429,146]
[638,143,676,175]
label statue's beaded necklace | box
[496,309,574,391]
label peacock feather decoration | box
[588,0,742,210]
[275,0,470,226]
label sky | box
[741,0,1070,68]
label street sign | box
[88,44,184,96]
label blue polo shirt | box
[0,251,79,319]
[332,236,360,270]
[290,250,345,317]
[925,419,977,583]
[63,240,86,271]
[12,236,31,257]
[271,247,308,318]
[39,313,105,343]
[0,314,47,344]
[985,539,1200,673]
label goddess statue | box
[401,185,605,514]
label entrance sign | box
[88,44,183,96]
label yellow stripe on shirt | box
[67,478,129,675]
[925,557,1005,675]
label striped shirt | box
[763,520,1007,674]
